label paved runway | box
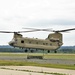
[0,66,75,75]
[0,68,52,75]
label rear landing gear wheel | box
[25,50,28,52]
[54,50,57,53]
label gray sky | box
[0,0,75,46]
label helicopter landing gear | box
[48,50,50,53]
[54,50,57,53]
[30,50,34,53]
[42,49,45,57]
[25,50,28,52]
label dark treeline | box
[57,46,75,53]
[0,45,75,53]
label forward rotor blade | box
[22,28,39,30]
[0,30,41,33]
[23,28,52,30]
[0,31,14,33]
[18,30,42,33]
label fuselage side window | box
[29,41,31,44]
[43,43,45,45]
[46,43,48,45]
[50,43,52,46]
[36,42,38,44]
[21,40,24,43]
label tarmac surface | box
[0,68,52,75]
[0,66,75,75]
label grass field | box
[0,53,75,70]
[0,53,75,60]
[0,60,75,70]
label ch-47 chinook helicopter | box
[0,28,75,53]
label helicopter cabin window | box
[46,43,48,45]
[43,43,45,45]
[29,41,31,44]
[50,43,52,46]
[36,42,38,44]
[21,40,24,43]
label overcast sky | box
[0,0,75,46]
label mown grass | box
[0,60,75,70]
[44,53,75,60]
[0,53,28,56]
[0,53,75,60]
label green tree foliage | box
[0,45,75,53]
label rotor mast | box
[13,32,22,38]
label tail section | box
[47,32,63,46]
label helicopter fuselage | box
[9,32,63,50]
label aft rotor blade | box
[54,28,75,32]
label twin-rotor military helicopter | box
[0,28,75,53]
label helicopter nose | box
[9,41,14,46]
